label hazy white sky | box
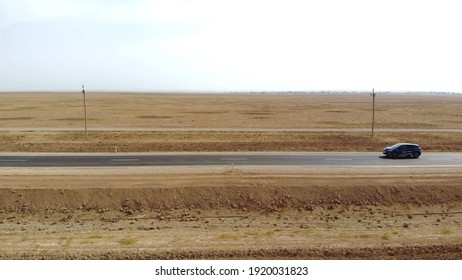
[1,0,461,92]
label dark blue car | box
[383,143,421,158]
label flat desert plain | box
[0,93,461,259]
[1,92,462,152]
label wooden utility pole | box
[82,84,87,138]
[371,88,376,137]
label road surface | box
[1,152,462,167]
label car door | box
[402,145,411,156]
[396,145,405,156]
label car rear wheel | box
[413,153,420,158]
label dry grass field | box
[1,92,461,129]
[1,92,462,259]
[1,92,461,152]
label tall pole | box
[82,84,87,138]
[371,88,376,137]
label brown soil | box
[1,131,462,152]
[1,93,461,129]
[1,93,461,259]
[1,167,461,260]
[1,93,461,153]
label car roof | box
[395,143,419,146]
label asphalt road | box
[1,152,462,168]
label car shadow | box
[378,156,418,160]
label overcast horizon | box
[1,0,462,93]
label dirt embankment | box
[1,173,461,260]
[2,184,462,214]
[2,131,462,152]
[7,245,462,260]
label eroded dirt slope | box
[1,170,461,259]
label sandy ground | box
[1,166,461,259]
[1,93,462,129]
[2,131,462,152]
[1,93,461,259]
[1,93,461,152]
